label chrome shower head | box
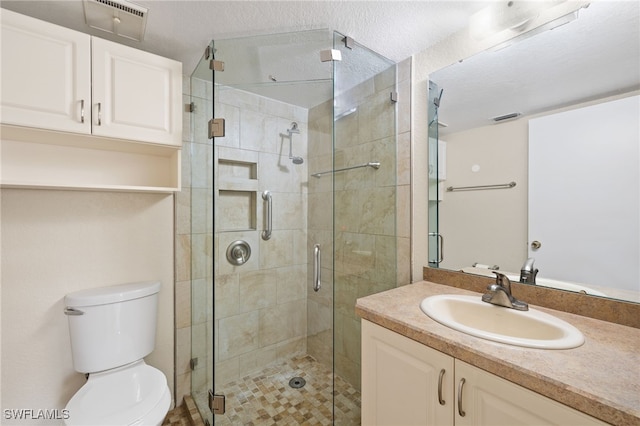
[286,122,303,164]
[288,122,300,134]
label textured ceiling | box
[2,1,638,119]
[0,0,489,77]
[433,1,640,134]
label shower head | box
[286,122,303,164]
[287,122,300,135]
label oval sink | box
[420,294,584,349]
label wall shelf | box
[1,124,181,193]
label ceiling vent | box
[492,112,522,123]
[83,0,148,41]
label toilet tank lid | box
[65,281,161,307]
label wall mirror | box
[428,1,639,304]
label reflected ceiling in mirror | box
[435,1,639,136]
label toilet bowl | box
[63,281,170,426]
[65,361,170,426]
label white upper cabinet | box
[0,9,91,134]
[0,8,182,146]
[91,37,182,145]
[0,9,182,192]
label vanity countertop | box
[355,281,640,426]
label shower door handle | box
[313,244,321,292]
[261,190,272,240]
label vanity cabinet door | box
[91,37,182,146]
[362,320,454,426]
[455,360,608,426]
[0,9,91,134]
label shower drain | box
[288,377,306,389]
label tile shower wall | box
[213,86,310,388]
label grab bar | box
[446,181,516,192]
[261,190,272,240]
[429,232,444,264]
[311,161,380,178]
[313,244,321,292]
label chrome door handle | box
[429,232,444,264]
[80,99,85,123]
[97,102,102,126]
[261,190,272,240]
[64,307,84,316]
[437,369,446,405]
[313,244,321,292]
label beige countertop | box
[355,281,640,426]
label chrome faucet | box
[482,272,529,311]
[520,257,538,285]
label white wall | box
[528,95,639,291]
[1,189,174,423]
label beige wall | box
[0,189,175,421]
[438,120,528,273]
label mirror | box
[428,1,640,303]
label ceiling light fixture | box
[490,10,580,51]
[470,1,565,40]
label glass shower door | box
[428,80,442,266]
[208,30,337,425]
[331,31,398,425]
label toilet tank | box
[64,281,161,373]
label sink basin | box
[420,294,584,349]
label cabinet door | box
[0,9,91,134]
[91,37,182,145]
[362,320,454,426]
[455,360,608,426]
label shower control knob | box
[226,240,251,265]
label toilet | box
[63,281,171,426]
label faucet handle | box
[492,271,512,291]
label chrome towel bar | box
[446,181,516,192]
[311,161,380,178]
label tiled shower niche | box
[218,158,258,232]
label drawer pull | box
[437,368,446,405]
[457,378,466,417]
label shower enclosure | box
[189,30,399,424]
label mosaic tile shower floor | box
[195,354,361,425]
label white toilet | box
[63,281,171,426]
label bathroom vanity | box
[356,282,640,425]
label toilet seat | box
[65,360,171,426]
